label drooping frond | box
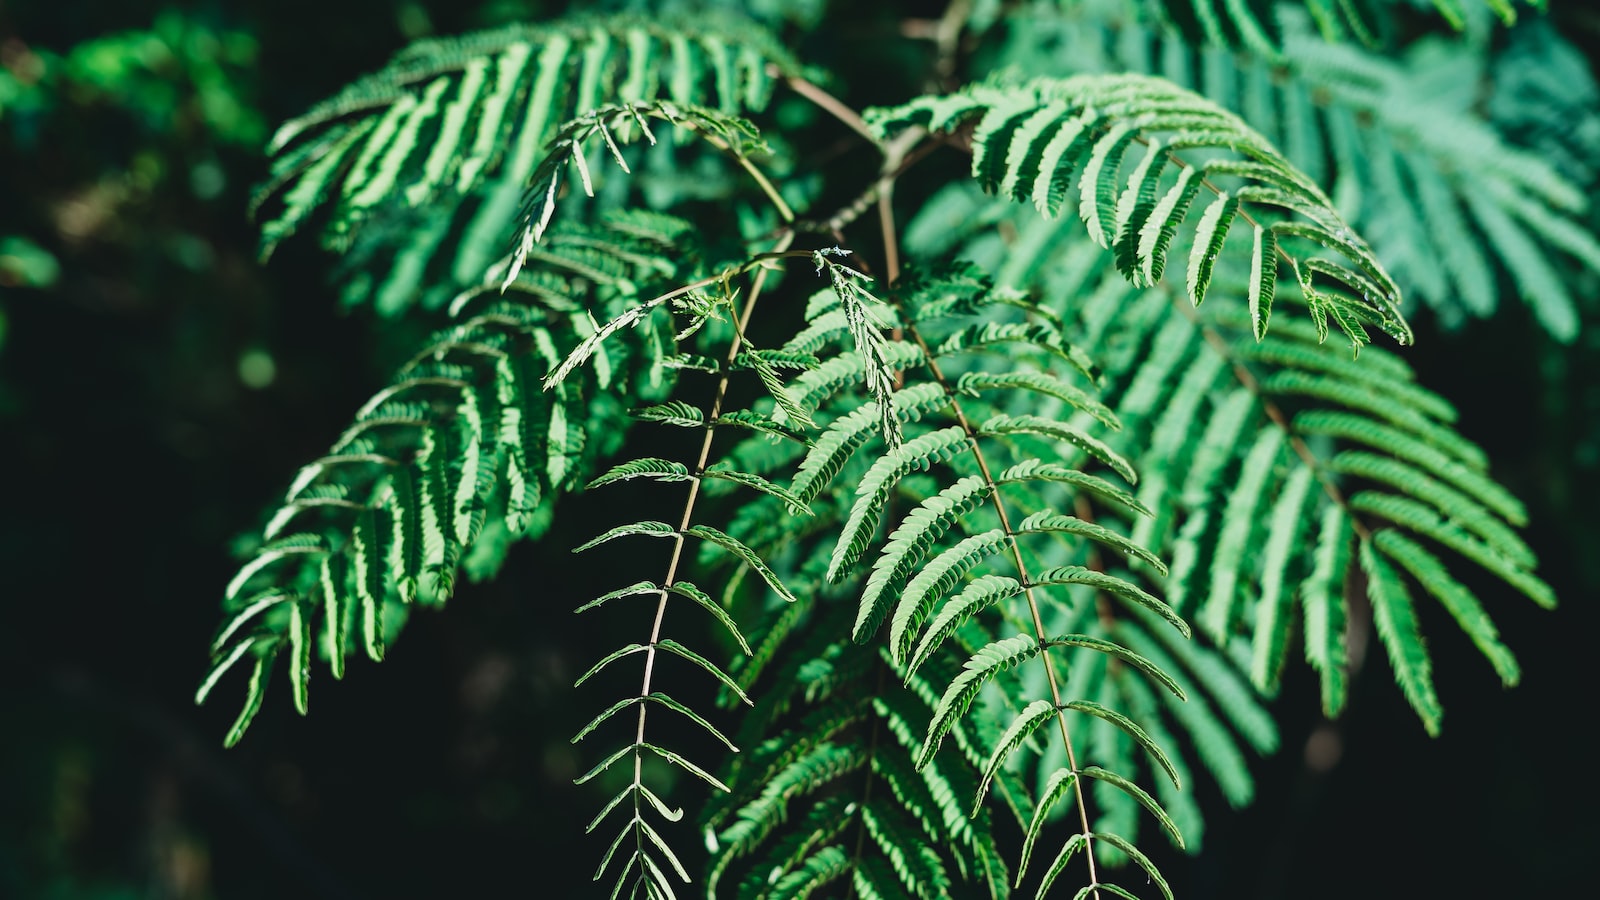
[252,11,800,315]
[719,263,1192,894]
[907,192,1552,733]
[708,262,1279,867]
[975,2,1600,339]
[1151,293,1545,731]
[196,213,689,745]
[869,72,1412,347]
[542,228,906,896]
[1126,0,1536,53]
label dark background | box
[2,1,1597,897]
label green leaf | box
[575,643,649,688]
[702,465,810,515]
[656,638,752,706]
[686,524,798,603]
[1186,192,1240,307]
[588,458,691,489]
[632,401,706,428]
[319,555,347,681]
[905,574,1022,677]
[1331,452,1534,567]
[1361,538,1444,736]
[572,696,643,744]
[1248,224,1278,340]
[790,382,950,505]
[1092,831,1173,900]
[644,692,738,751]
[574,520,678,553]
[886,528,1010,657]
[1303,505,1353,717]
[636,817,692,883]
[1032,566,1188,639]
[958,371,1118,428]
[1350,492,1554,609]
[1016,512,1167,575]
[975,698,1059,813]
[210,590,293,655]
[1201,427,1285,645]
[830,426,971,583]
[996,461,1151,518]
[1252,465,1316,694]
[1050,634,1185,701]
[1375,530,1520,687]
[640,741,730,792]
[1063,699,1180,789]
[867,476,994,651]
[224,653,271,749]
[196,637,259,707]
[1295,411,1525,524]
[978,413,1136,484]
[1080,767,1183,849]
[573,580,660,614]
[921,634,1044,769]
[288,598,313,716]
[1033,832,1087,900]
[1136,164,1203,286]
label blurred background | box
[1,1,1597,897]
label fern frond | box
[863,475,994,649]
[554,246,849,897]
[1374,530,1521,686]
[199,224,685,741]
[919,180,1553,730]
[789,382,950,505]
[870,73,1412,346]
[197,3,1585,894]
[979,4,1600,339]
[802,269,1194,892]
[254,12,801,315]
[829,426,972,584]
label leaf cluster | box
[196,2,1570,897]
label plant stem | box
[629,228,798,820]
[905,327,1105,899]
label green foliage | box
[195,1,1576,896]
[978,0,1600,339]
[252,11,801,316]
[0,10,265,146]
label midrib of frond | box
[905,322,1110,890]
[1119,275,1548,733]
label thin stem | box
[779,69,880,145]
[905,326,1104,899]
[634,229,797,736]
[875,128,922,287]
[619,229,796,887]
[689,126,796,223]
